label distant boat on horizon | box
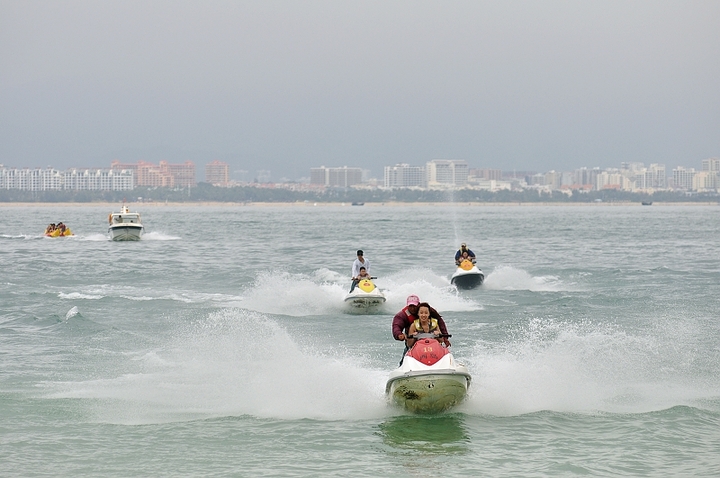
[351,202,365,206]
[642,201,653,206]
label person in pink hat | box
[392,294,450,365]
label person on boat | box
[349,250,370,292]
[455,243,476,265]
[45,224,56,234]
[406,302,442,348]
[56,222,66,234]
[392,295,450,364]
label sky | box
[1,0,719,181]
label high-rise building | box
[426,160,468,187]
[111,160,196,188]
[672,167,695,190]
[0,166,133,191]
[309,166,362,187]
[161,161,195,187]
[205,160,229,186]
[701,158,720,190]
[384,164,426,188]
[702,157,720,172]
[64,168,134,190]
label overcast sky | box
[1,0,719,180]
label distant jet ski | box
[450,259,484,290]
[343,277,386,313]
[386,333,471,414]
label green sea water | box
[1,204,719,476]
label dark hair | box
[417,302,431,312]
[417,302,442,320]
[357,250,363,255]
[359,266,366,271]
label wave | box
[80,233,111,241]
[39,309,720,424]
[483,265,566,291]
[234,268,480,316]
[58,292,104,300]
[56,285,239,304]
[44,309,391,424]
[142,231,181,241]
[458,317,720,416]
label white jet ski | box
[386,333,471,414]
[343,277,386,313]
[450,259,484,290]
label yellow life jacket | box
[413,318,438,333]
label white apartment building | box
[0,166,134,191]
[426,160,468,187]
[544,171,563,190]
[673,167,695,190]
[635,164,666,190]
[693,171,717,192]
[595,170,636,190]
[702,158,720,172]
[64,168,134,190]
[310,166,363,187]
[0,167,63,190]
[384,163,426,188]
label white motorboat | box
[450,259,485,290]
[386,334,471,414]
[108,204,144,241]
[343,278,386,312]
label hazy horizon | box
[2,1,719,181]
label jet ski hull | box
[386,370,471,414]
[386,339,471,414]
[450,267,484,290]
[344,278,386,313]
[343,293,386,312]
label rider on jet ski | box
[454,243,476,265]
[392,295,451,364]
[349,250,370,292]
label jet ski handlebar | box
[408,333,452,339]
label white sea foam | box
[483,265,565,291]
[142,231,181,240]
[234,267,480,316]
[59,292,104,300]
[460,317,718,416]
[81,233,111,241]
[48,309,390,424]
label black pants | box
[399,344,409,366]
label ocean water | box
[1,203,719,477]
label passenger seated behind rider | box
[45,224,55,234]
[406,302,441,348]
[455,243,476,265]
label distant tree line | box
[0,183,718,204]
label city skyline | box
[2,156,718,193]
[2,2,719,179]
